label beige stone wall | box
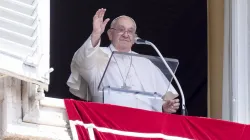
[207,0,224,119]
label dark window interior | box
[48,0,207,116]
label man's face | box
[108,17,136,52]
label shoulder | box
[131,50,138,54]
[100,46,111,54]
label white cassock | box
[67,35,178,112]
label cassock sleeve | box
[66,35,101,100]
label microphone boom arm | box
[136,38,187,115]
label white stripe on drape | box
[69,120,192,140]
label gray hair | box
[110,15,137,30]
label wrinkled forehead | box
[110,16,137,30]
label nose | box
[121,31,129,37]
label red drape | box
[64,99,250,140]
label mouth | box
[120,40,130,42]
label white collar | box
[109,44,132,53]
[108,44,133,60]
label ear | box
[134,33,138,39]
[107,29,112,41]
[133,33,138,44]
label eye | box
[118,28,125,33]
[128,29,135,34]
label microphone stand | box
[135,38,187,115]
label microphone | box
[134,37,148,45]
[135,37,187,115]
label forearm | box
[91,32,101,47]
[73,35,100,70]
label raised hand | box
[92,8,110,35]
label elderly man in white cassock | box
[67,8,180,113]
